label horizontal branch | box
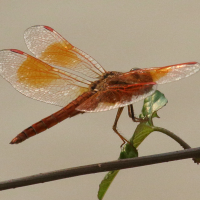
[1,147,200,191]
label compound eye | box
[130,68,141,71]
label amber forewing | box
[39,42,83,69]
[24,25,106,78]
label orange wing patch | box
[17,55,60,88]
[149,66,172,82]
[40,42,82,69]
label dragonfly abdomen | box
[10,92,93,144]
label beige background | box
[0,1,200,200]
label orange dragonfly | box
[0,25,199,145]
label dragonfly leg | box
[128,105,147,122]
[112,107,131,147]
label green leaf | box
[98,170,119,200]
[140,90,168,119]
[131,123,154,148]
[132,90,168,148]
[119,143,138,159]
[98,90,168,200]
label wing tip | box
[180,61,198,65]
[44,26,54,32]
[0,49,25,55]
[24,25,54,34]
[10,49,25,55]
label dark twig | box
[0,147,200,191]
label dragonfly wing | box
[24,25,106,78]
[76,82,157,112]
[145,62,200,84]
[0,49,90,107]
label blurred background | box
[0,1,200,199]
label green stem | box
[153,127,191,149]
[148,116,154,126]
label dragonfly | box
[0,25,199,145]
